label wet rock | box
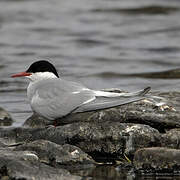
[0,122,160,162]
[161,128,180,149]
[134,147,180,174]
[0,149,81,180]
[15,139,95,166]
[0,138,7,147]
[0,107,13,126]
[23,92,180,132]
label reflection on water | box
[71,165,180,180]
[70,165,133,180]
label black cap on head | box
[26,60,59,78]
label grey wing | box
[30,79,95,120]
[74,96,144,113]
[74,87,150,113]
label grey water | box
[1,0,180,126]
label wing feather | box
[74,87,150,113]
[29,79,95,120]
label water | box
[0,0,180,125]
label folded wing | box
[74,87,151,113]
[30,79,96,120]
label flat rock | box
[160,128,180,149]
[134,147,180,174]
[0,122,160,162]
[15,139,95,166]
[23,92,180,132]
[0,149,81,180]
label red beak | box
[11,72,32,78]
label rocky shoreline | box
[1,91,180,179]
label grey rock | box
[0,122,160,160]
[134,147,180,174]
[15,139,95,166]
[23,113,50,128]
[0,149,81,180]
[0,107,13,126]
[161,128,180,149]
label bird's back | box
[27,78,95,120]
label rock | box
[0,138,8,147]
[0,122,160,162]
[23,92,180,132]
[160,128,180,149]
[23,113,50,128]
[0,107,13,126]
[0,149,81,180]
[134,147,180,174]
[15,139,95,166]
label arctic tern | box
[11,60,151,120]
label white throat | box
[27,72,58,82]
